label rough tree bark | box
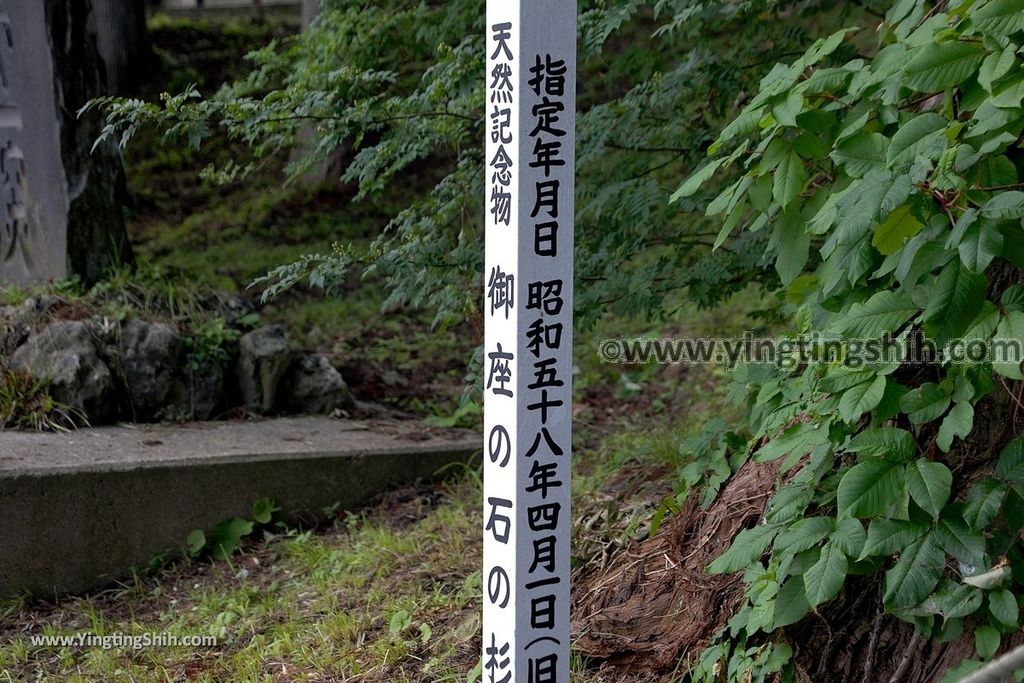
[92,0,151,95]
[45,0,134,282]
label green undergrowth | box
[0,411,722,682]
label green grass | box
[0,281,767,681]
[0,417,703,682]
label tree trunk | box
[45,0,134,282]
[290,0,353,186]
[92,0,151,95]
[301,0,318,29]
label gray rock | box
[119,319,183,421]
[187,359,226,421]
[0,306,29,357]
[9,320,115,420]
[236,325,291,413]
[280,354,355,414]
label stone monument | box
[0,0,132,286]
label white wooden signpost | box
[483,1,576,681]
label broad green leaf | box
[900,382,952,425]
[707,524,779,574]
[937,402,974,452]
[996,436,1024,481]
[713,106,764,148]
[906,459,953,518]
[804,542,848,607]
[978,45,1017,93]
[772,575,811,628]
[774,148,806,208]
[887,113,947,166]
[963,478,1007,528]
[958,218,1004,273]
[883,532,945,609]
[754,422,829,463]
[834,291,919,338]
[839,375,887,423]
[861,518,928,559]
[873,204,924,255]
[993,311,1024,379]
[832,518,867,557]
[775,517,834,555]
[935,583,983,619]
[981,191,1024,219]
[832,132,888,178]
[882,174,915,214]
[964,565,1012,589]
[847,427,917,460]
[671,158,725,202]
[771,90,803,127]
[972,0,1024,35]
[838,459,906,519]
[904,41,986,92]
[923,260,988,344]
[772,209,810,285]
[975,625,1000,661]
[937,518,983,565]
[1002,285,1024,311]
[989,589,1018,627]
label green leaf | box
[963,478,1007,528]
[186,529,206,557]
[998,437,1024,481]
[389,609,412,635]
[935,583,983,619]
[772,575,811,628]
[937,402,974,452]
[671,158,725,202]
[251,497,276,525]
[832,518,867,557]
[835,291,919,338]
[754,422,829,463]
[972,0,1024,35]
[773,209,810,285]
[771,89,803,127]
[883,532,945,609]
[886,113,947,166]
[206,518,254,561]
[993,311,1024,379]
[804,542,848,607]
[847,427,917,460]
[903,41,986,92]
[989,589,1018,627]
[900,382,952,425]
[978,45,1017,93]
[981,191,1024,219]
[775,517,834,555]
[937,518,983,565]
[832,132,888,178]
[774,148,806,208]
[958,218,1004,273]
[923,260,988,344]
[975,625,1000,661]
[838,459,906,519]
[906,459,953,518]
[707,524,779,574]
[861,518,928,559]
[873,204,924,255]
[839,375,887,423]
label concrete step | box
[0,416,480,597]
